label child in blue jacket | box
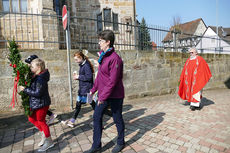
[19,58,54,152]
[62,51,94,127]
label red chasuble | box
[178,56,212,102]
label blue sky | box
[136,0,230,28]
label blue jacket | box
[24,69,51,110]
[78,60,93,96]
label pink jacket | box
[91,49,125,101]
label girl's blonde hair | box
[31,58,46,72]
[74,51,94,73]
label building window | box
[97,13,103,32]
[97,8,119,32]
[20,0,27,12]
[125,17,132,32]
[103,8,111,27]
[113,13,118,31]
[12,0,19,12]
[2,0,27,12]
[53,0,62,15]
[2,0,10,12]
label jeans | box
[92,98,125,148]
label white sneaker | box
[47,114,57,125]
[61,120,74,127]
[66,120,74,128]
[38,132,45,147]
[38,137,54,152]
[61,120,68,125]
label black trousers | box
[46,110,53,116]
[71,101,112,120]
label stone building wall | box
[0,0,59,49]
[98,0,135,50]
[0,0,135,50]
[0,14,59,49]
[0,48,230,112]
[64,0,135,50]
[66,0,134,28]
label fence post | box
[200,37,203,53]
[65,10,73,110]
[133,0,137,50]
[173,30,177,52]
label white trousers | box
[190,90,203,107]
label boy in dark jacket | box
[19,58,54,152]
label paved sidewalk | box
[0,88,230,153]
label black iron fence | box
[0,11,230,53]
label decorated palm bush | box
[8,40,32,116]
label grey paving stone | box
[0,89,229,153]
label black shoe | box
[112,144,124,153]
[84,147,101,153]
[190,106,196,111]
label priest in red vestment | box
[178,48,212,111]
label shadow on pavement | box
[200,97,215,109]
[0,113,34,149]
[182,101,190,106]
[0,104,134,152]
[125,112,165,145]
[100,107,165,151]
[49,104,132,152]
[46,106,95,152]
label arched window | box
[97,8,119,32]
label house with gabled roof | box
[196,26,230,54]
[162,18,207,52]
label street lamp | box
[216,0,219,53]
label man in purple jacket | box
[85,30,125,153]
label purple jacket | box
[91,49,125,101]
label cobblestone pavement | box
[0,88,230,153]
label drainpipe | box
[133,0,137,50]
[216,0,219,53]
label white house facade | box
[162,18,207,52]
[196,26,230,54]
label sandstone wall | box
[0,49,229,112]
[0,13,59,49]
